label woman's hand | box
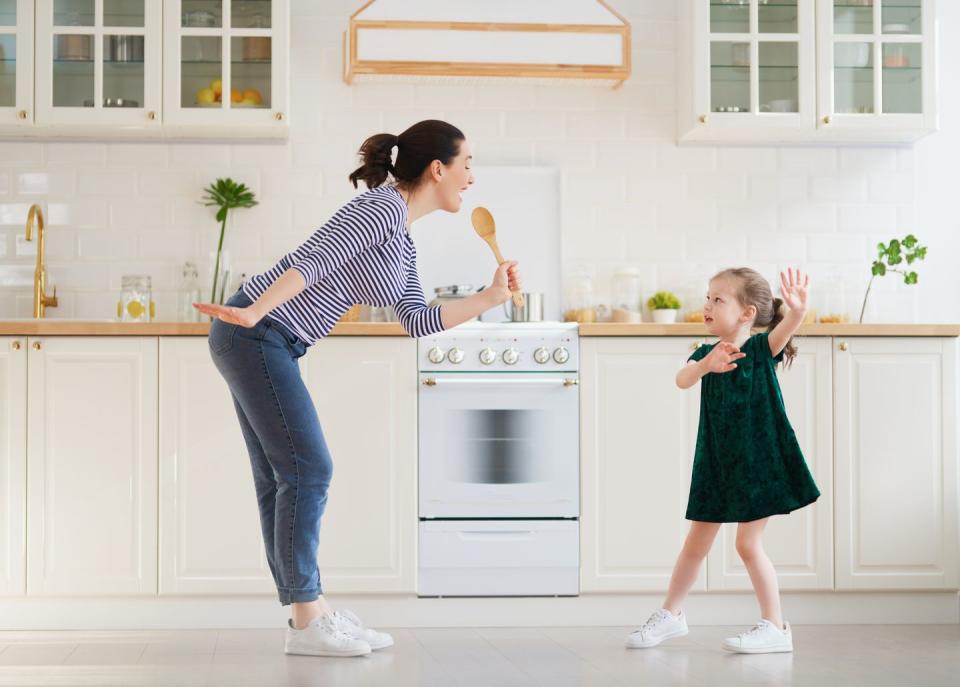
[489,260,523,305]
[703,341,747,374]
[193,302,261,328]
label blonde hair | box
[712,267,796,368]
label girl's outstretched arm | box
[769,267,809,357]
[677,342,746,389]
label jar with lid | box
[119,275,153,323]
[178,262,201,323]
[611,268,643,323]
[564,273,597,323]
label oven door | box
[418,373,579,518]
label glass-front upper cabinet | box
[163,0,288,129]
[683,0,816,141]
[0,0,34,126]
[817,0,935,137]
[34,0,162,126]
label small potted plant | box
[200,177,258,305]
[647,291,682,324]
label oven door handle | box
[421,378,578,387]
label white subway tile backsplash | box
[868,173,915,203]
[107,143,169,168]
[838,204,899,232]
[718,202,777,233]
[657,144,717,172]
[45,143,107,167]
[18,171,78,196]
[506,112,567,140]
[627,174,684,202]
[48,200,107,228]
[779,203,837,232]
[78,169,137,196]
[807,233,867,262]
[77,229,138,259]
[566,112,627,140]
[749,174,808,202]
[720,147,778,173]
[686,173,747,201]
[839,148,898,174]
[110,199,168,229]
[810,175,868,202]
[778,148,837,173]
[662,201,718,231]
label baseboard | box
[1,592,958,630]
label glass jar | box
[564,274,596,323]
[611,268,643,323]
[119,274,152,323]
[177,261,201,323]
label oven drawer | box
[418,520,579,597]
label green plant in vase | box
[859,233,927,323]
[200,178,258,304]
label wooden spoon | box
[471,206,525,309]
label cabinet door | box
[680,0,817,142]
[834,336,958,590]
[162,0,288,132]
[158,338,273,595]
[34,0,162,127]
[0,337,27,596]
[816,0,936,141]
[26,337,158,595]
[301,337,417,594]
[580,338,705,592]
[0,0,34,126]
[707,337,834,590]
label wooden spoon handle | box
[484,237,525,309]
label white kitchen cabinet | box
[834,336,959,590]
[0,0,34,127]
[26,337,158,596]
[301,337,418,594]
[580,337,706,593]
[679,0,937,143]
[34,0,163,128]
[707,337,834,591]
[162,0,288,136]
[158,337,273,595]
[0,337,27,596]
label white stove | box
[417,322,580,597]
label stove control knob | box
[502,348,519,365]
[553,346,570,364]
[447,347,464,364]
[533,346,551,364]
[427,345,445,364]
[479,347,497,365]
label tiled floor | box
[0,624,956,686]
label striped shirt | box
[242,185,445,345]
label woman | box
[195,120,522,657]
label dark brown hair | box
[712,267,797,368]
[348,120,465,191]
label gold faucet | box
[24,204,58,318]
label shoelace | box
[740,623,767,638]
[319,615,354,643]
[636,610,669,636]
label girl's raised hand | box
[703,341,747,374]
[779,267,810,313]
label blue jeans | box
[208,289,332,605]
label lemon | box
[126,300,145,318]
[196,87,216,104]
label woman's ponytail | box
[349,133,399,189]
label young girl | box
[626,267,820,654]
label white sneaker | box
[284,613,372,657]
[722,619,793,654]
[335,609,395,650]
[625,609,689,649]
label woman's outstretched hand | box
[703,341,747,374]
[193,302,261,328]
[489,260,523,305]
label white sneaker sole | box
[625,626,689,649]
[284,644,371,657]
[721,641,793,654]
[368,636,394,650]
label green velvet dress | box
[685,332,820,523]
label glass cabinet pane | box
[182,0,222,28]
[231,36,271,108]
[711,0,749,33]
[53,34,94,106]
[759,0,798,33]
[759,42,798,112]
[232,0,271,29]
[0,0,16,26]
[834,41,874,113]
[54,0,95,27]
[104,0,144,28]
[182,36,222,108]
[882,42,920,112]
[881,0,920,35]
[834,0,874,35]
[711,41,750,113]
[0,35,14,106]
[103,35,144,107]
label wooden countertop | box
[0,320,957,337]
[578,323,960,337]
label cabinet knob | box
[690,341,701,351]
[11,341,21,351]
[838,341,849,352]
[823,115,833,125]
[32,341,41,351]
[18,110,27,120]
[698,114,708,124]
[275,112,284,121]
[148,110,157,120]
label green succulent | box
[647,291,682,310]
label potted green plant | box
[200,178,258,304]
[647,291,682,323]
[859,234,927,323]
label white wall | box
[0,0,956,323]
